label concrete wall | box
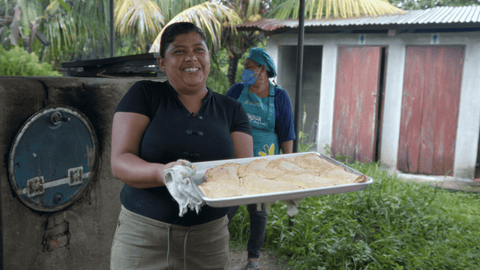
[0,77,162,270]
[275,45,322,147]
[266,31,480,180]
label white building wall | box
[266,31,480,179]
[455,38,480,179]
[317,41,338,156]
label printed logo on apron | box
[247,113,267,127]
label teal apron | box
[237,82,278,156]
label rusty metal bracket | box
[68,166,84,186]
[27,176,45,197]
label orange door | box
[397,46,464,176]
[332,46,383,163]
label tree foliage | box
[0,45,61,76]
[270,0,404,20]
[216,0,270,85]
[388,0,480,10]
[114,0,165,51]
[147,1,242,53]
[2,0,478,77]
[0,0,114,67]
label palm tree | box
[147,1,242,53]
[125,0,404,85]
[41,0,112,64]
[116,0,264,85]
[114,0,165,52]
[138,0,271,85]
[2,0,242,68]
[220,0,269,85]
[1,0,69,49]
[3,0,404,72]
[114,0,242,53]
[1,0,112,66]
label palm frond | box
[307,0,316,19]
[268,0,296,20]
[292,0,301,19]
[155,0,207,22]
[325,0,332,18]
[270,0,405,20]
[114,0,164,44]
[316,0,324,18]
[149,1,242,53]
[38,0,112,65]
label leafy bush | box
[207,59,230,95]
[206,41,271,95]
[0,46,62,76]
[229,161,480,269]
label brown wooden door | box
[332,46,383,163]
[397,46,464,176]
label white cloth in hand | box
[164,160,204,217]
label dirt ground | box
[227,248,292,270]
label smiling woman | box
[109,22,253,270]
[157,24,211,102]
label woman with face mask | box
[225,47,296,270]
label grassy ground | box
[228,161,480,270]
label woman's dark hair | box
[159,22,208,58]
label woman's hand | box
[281,140,294,154]
[157,160,190,185]
[164,160,187,170]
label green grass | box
[228,161,480,270]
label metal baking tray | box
[190,152,373,208]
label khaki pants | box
[111,206,230,270]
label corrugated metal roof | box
[236,6,480,32]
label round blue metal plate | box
[8,106,99,212]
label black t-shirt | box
[115,80,251,226]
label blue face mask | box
[242,69,259,86]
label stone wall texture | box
[0,76,163,270]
